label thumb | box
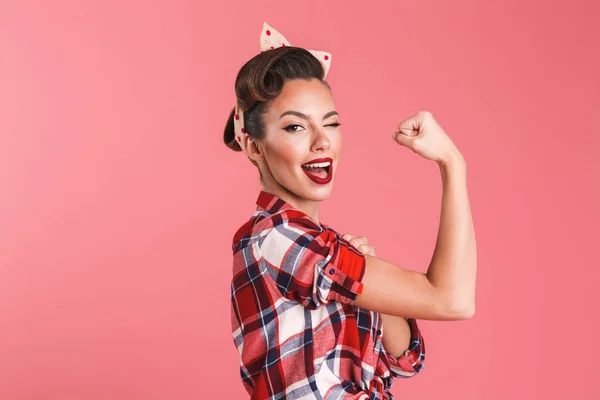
[392,131,414,146]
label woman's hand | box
[392,111,463,165]
[342,233,376,257]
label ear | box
[242,134,265,163]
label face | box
[251,78,343,211]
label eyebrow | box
[279,110,339,121]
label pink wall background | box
[1,0,599,399]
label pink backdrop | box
[1,1,599,399]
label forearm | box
[427,153,477,315]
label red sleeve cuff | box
[324,237,367,303]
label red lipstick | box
[301,157,333,185]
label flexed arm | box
[353,111,477,320]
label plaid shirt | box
[230,190,425,399]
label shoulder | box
[259,211,346,264]
[231,211,267,253]
[231,206,343,256]
[231,209,322,252]
[256,209,324,236]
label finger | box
[357,244,376,256]
[342,233,354,241]
[357,243,370,252]
[350,238,366,247]
[392,130,415,147]
[350,236,369,247]
[396,112,426,136]
[367,245,376,256]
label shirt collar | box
[256,190,295,214]
[255,190,330,229]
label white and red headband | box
[233,22,332,150]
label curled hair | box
[223,46,330,157]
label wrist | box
[438,150,465,170]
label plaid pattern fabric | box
[230,191,425,399]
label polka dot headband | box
[233,22,332,147]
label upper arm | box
[353,254,468,321]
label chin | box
[302,183,333,201]
[274,170,335,202]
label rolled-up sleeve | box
[387,317,426,378]
[259,209,366,309]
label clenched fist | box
[392,111,463,165]
[341,233,376,257]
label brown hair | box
[223,46,331,165]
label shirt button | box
[377,329,382,336]
[329,268,335,274]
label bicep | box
[354,254,463,321]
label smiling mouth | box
[301,164,331,178]
[300,161,333,184]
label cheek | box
[331,134,342,155]
[269,142,303,168]
[334,134,342,149]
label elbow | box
[444,300,475,320]
[456,304,475,320]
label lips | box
[303,157,332,165]
[301,157,333,185]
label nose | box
[311,126,331,152]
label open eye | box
[284,124,303,132]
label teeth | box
[301,161,331,168]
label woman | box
[225,34,476,399]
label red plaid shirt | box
[230,191,425,399]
